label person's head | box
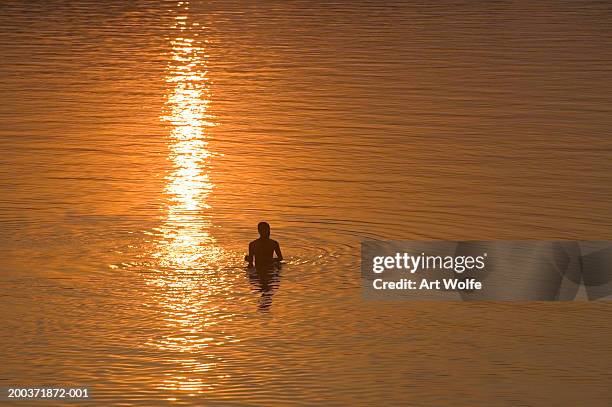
[257,221,271,238]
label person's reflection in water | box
[247,266,282,311]
[245,222,283,310]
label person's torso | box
[252,238,277,265]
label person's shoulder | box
[270,239,280,246]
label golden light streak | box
[145,2,235,395]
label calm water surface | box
[1,1,612,405]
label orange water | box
[1,1,611,405]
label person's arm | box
[274,241,283,262]
[245,242,254,267]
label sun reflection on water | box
[157,20,217,270]
[145,2,237,395]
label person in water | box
[245,222,283,269]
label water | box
[1,1,611,405]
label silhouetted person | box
[245,222,283,270]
